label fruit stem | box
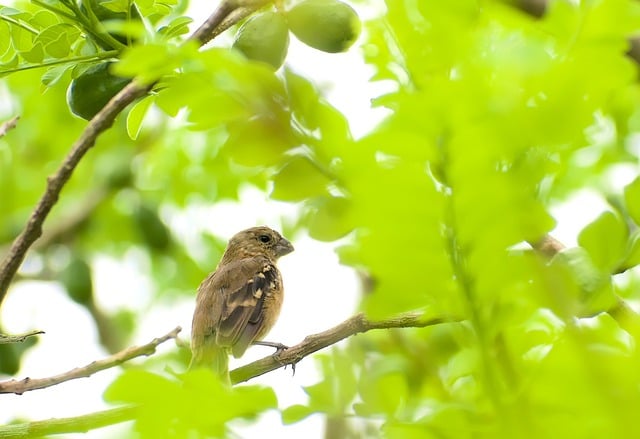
[51,0,127,51]
[0,51,119,75]
[0,13,39,34]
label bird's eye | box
[258,234,271,243]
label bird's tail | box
[189,345,230,385]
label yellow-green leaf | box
[270,156,332,201]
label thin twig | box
[0,0,270,306]
[230,312,459,384]
[0,116,19,138]
[0,326,181,395]
[0,329,44,344]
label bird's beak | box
[275,238,294,257]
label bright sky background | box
[2,1,640,437]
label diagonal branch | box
[0,311,456,437]
[0,115,19,138]
[0,0,271,307]
[0,326,181,395]
[0,329,44,344]
[231,312,460,384]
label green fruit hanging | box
[61,256,94,305]
[134,203,171,251]
[233,11,290,69]
[66,62,131,120]
[287,0,360,53]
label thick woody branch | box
[230,312,459,384]
[0,326,181,395]
[0,0,271,306]
[0,329,44,344]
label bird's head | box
[222,226,294,262]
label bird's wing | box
[214,256,279,357]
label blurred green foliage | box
[104,369,277,437]
[2,0,640,437]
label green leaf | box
[551,247,608,295]
[358,356,409,415]
[105,369,277,438]
[281,404,314,424]
[550,247,616,316]
[41,63,70,86]
[224,115,295,166]
[577,211,628,273]
[155,72,249,127]
[284,68,351,150]
[10,25,33,52]
[100,0,130,13]
[618,231,640,272]
[104,369,181,404]
[284,68,318,128]
[126,95,154,140]
[623,176,640,226]
[305,195,353,241]
[36,23,79,47]
[0,21,11,57]
[158,16,193,40]
[20,42,44,63]
[30,10,59,29]
[0,53,18,70]
[43,32,70,58]
[114,42,198,84]
[270,156,332,201]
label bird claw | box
[253,340,296,376]
[253,340,289,353]
[284,362,297,377]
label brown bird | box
[189,226,294,382]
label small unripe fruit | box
[233,11,290,69]
[67,62,130,120]
[287,0,360,53]
[134,204,171,251]
[61,257,93,305]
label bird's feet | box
[252,340,289,355]
[252,340,296,376]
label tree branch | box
[0,79,148,306]
[528,233,640,334]
[0,329,44,344]
[0,0,271,306]
[0,116,19,138]
[0,311,455,437]
[230,312,459,384]
[0,405,137,439]
[0,326,181,395]
[527,233,565,257]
